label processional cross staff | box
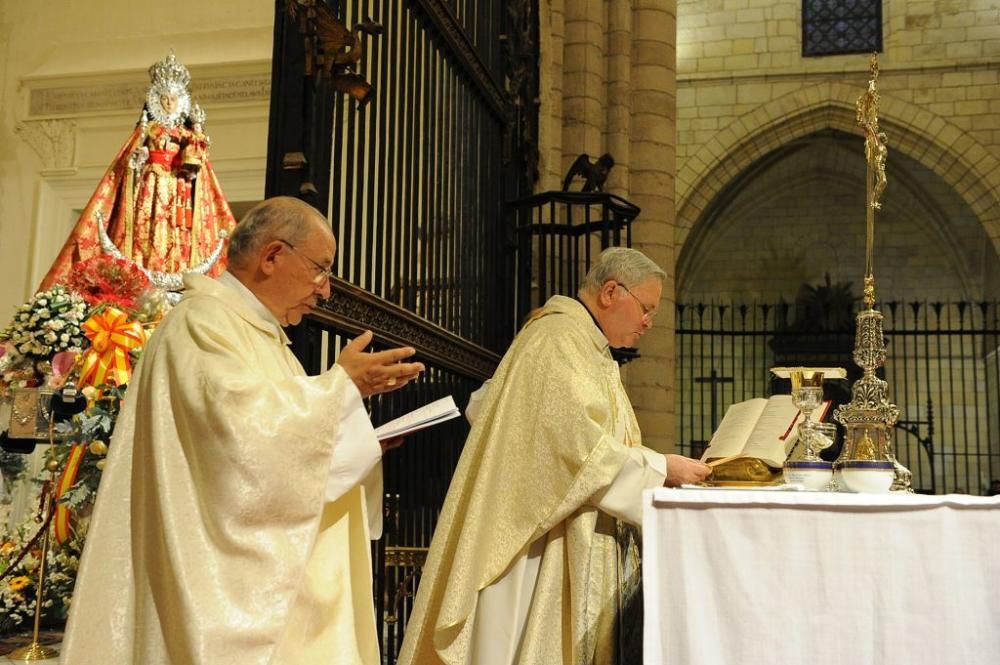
[856,54,888,309]
[833,53,912,492]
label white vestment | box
[400,296,666,665]
[466,383,666,665]
[61,273,382,665]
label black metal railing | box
[510,190,639,324]
[317,2,520,649]
[676,300,1000,495]
[266,0,537,660]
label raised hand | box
[337,330,425,397]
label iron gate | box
[676,300,1000,495]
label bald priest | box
[60,197,423,665]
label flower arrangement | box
[53,385,124,505]
[0,286,88,405]
[0,286,87,362]
[67,255,151,312]
[0,507,84,635]
[0,269,165,637]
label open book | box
[699,395,832,468]
[373,395,461,441]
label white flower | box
[60,333,69,342]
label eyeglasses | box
[278,239,334,286]
[616,282,657,321]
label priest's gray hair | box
[578,247,666,295]
[227,196,329,266]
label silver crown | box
[148,52,191,92]
[145,52,193,127]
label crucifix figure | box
[856,54,887,308]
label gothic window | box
[802,0,882,57]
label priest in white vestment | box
[60,197,424,665]
[397,247,713,665]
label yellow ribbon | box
[79,307,145,388]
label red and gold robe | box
[39,121,235,290]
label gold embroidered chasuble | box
[61,274,379,665]
[398,295,663,665]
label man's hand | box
[337,330,425,397]
[663,454,713,487]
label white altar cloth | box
[642,488,1000,665]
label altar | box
[642,488,1000,665]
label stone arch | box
[675,81,1000,273]
[676,140,980,301]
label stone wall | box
[676,0,1000,302]
[673,0,1000,483]
[678,135,994,303]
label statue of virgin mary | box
[39,53,236,291]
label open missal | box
[699,395,832,468]
[373,395,461,441]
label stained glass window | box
[802,0,882,57]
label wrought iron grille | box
[328,0,513,351]
[509,190,639,325]
[677,301,1000,495]
[802,0,883,57]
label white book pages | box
[700,395,830,468]
[374,395,461,440]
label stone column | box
[538,0,679,452]
[561,0,606,176]
[626,0,677,453]
[605,0,632,191]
